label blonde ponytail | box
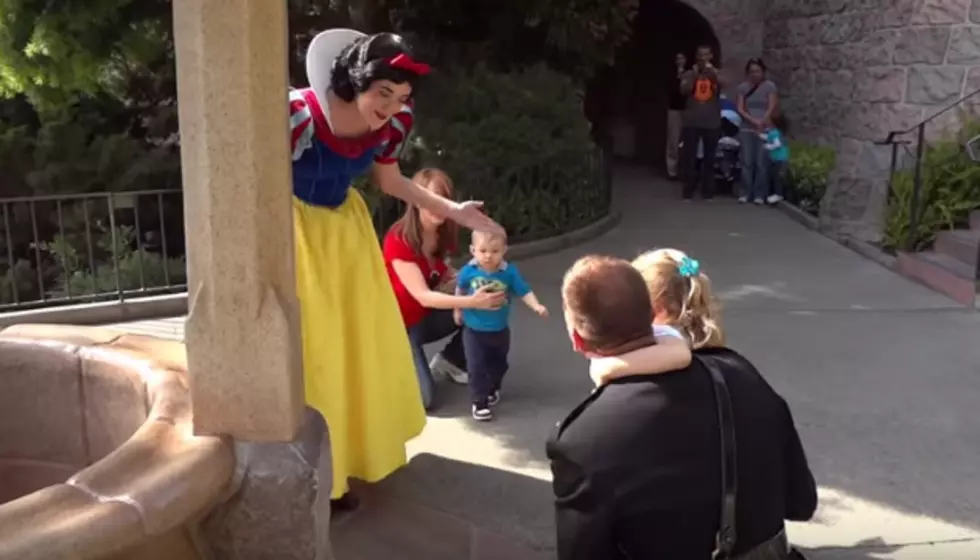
[632,249,725,350]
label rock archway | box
[586,0,767,171]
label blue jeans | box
[769,160,786,198]
[406,309,466,411]
[463,327,510,405]
[739,130,769,200]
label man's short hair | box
[561,255,653,351]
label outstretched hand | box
[451,201,504,236]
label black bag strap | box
[743,82,761,100]
[703,357,738,560]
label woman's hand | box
[468,285,506,309]
[450,201,505,236]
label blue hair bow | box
[678,256,700,278]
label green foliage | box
[0,0,173,111]
[883,119,980,251]
[784,141,835,216]
[411,64,608,241]
[0,0,617,298]
[390,0,637,80]
[1,223,186,306]
[37,225,186,299]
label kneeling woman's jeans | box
[406,309,467,410]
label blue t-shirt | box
[457,262,531,332]
[764,129,789,162]
[653,324,685,340]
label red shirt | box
[383,227,449,328]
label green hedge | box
[406,63,609,242]
[784,141,835,216]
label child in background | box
[590,248,723,384]
[760,115,789,205]
[455,231,548,421]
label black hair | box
[773,113,788,133]
[330,33,424,102]
[745,57,767,73]
[696,44,713,53]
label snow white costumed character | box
[291,30,502,506]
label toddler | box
[455,231,547,421]
[760,116,789,205]
[591,248,723,383]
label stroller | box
[715,106,743,195]
[681,96,743,196]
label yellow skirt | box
[293,189,426,499]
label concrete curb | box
[775,201,898,271]
[775,200,820,231]
[507,211,622,262]
[0,293,188,328]
[1,212,621,327]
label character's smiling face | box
[357,79,412,130]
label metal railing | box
[878,87,980,251]
[365,145,613,246]
[1,146,612,313]
[0,189,186,312]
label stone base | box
[202,408,332,560]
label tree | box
[0,0,174,112]
[388,0,638,81]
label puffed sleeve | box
[375,105,414,164]
[289,89,315,161]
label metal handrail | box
[885,87,980,141]
[878,87,980,251]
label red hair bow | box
[387,53,431,76]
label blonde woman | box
[590,248,724,383]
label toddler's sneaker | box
[738,196,748,204]
[430,353,468,385]
[472,401,493,422]
[767,194,784,204]
[488,390,501,407]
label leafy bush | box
[883,119,980,251]
[784,141,835,216]
[1,223,186,308]
[37,225,186,299]
[411,63,608,242]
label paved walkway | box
[114,168,980,559]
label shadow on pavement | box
[372,453,558,551]
[333,453,555,559]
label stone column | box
[172,0,304,441]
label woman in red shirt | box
[383,169,506,410]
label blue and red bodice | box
[289,88,413,208]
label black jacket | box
[546,347,817,560]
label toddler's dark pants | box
[463,327,511,406]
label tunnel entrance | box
[586,0,720,172]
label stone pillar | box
[172,0,304,441]
[202,409,334,560]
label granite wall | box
[688,0,769,74]
[760,0,980,241]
